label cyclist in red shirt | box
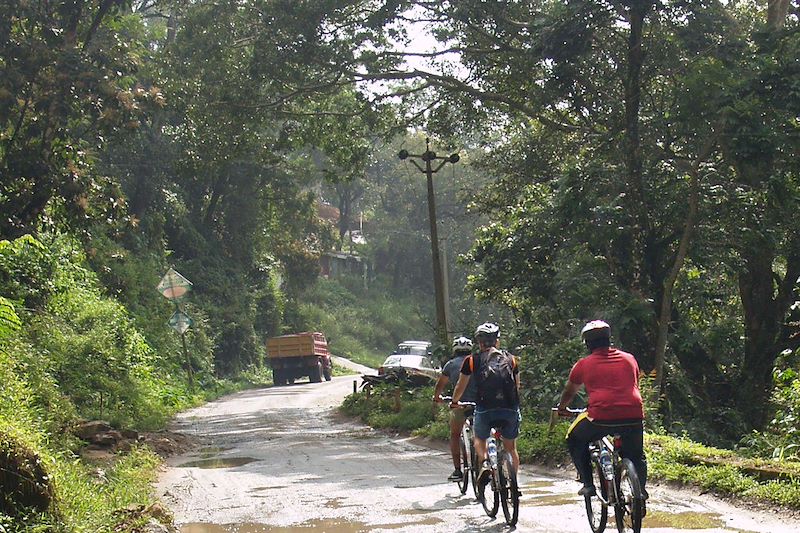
[557,320,647,499]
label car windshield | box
[382,354,428,368]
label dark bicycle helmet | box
[474,322,500,340]
[581,320,611,342]
[452,336,473,353]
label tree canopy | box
[1,0,799,446]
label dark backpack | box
[473,348,519,409]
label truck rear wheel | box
[273,369,285,386]
[309,360,323,383]
[323,363,332,381]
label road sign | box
[168,309,193,335]
[157,268,193,301]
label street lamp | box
[398,138,459,348]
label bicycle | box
[480,424,520,526]
[438,396,479,498]
[551,407,645,533]
[440,398,521,526]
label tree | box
[0,1,158,238]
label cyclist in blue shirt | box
[451,323,521,483]
[433,336,477,481]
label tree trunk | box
[767,0,791,30]
[653,137,717,394]
[736,246,800,429]
[203,176,228,227]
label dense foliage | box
[372,1,800,446]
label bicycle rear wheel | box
[498,452,519,526]
[585,458,608,533]
[614,458,643,533]
[457,436,469,495]
[470,446,480,499]
[479,470,499,517]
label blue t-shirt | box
[443,355,478,402]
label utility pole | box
[399,138,459,348]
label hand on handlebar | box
[439,395,475,409]
[552,406,586,417]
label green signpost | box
[157,268,193,301]
[158,268,195,390]
[168,309,193,335]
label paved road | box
[157,364,799,533]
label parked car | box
[377,351,439,383]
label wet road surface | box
[157,360,800,532]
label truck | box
[266,332,332,386]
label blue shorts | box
[473,407,521,440]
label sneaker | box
[578,485,597,497]
[447,469,463,482]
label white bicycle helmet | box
[474,322,500,340]
[452,336,473,353]
[581,320,611,342]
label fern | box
[0,296,20,339]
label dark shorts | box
[473,407,521,440]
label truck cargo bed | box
[266,332,329,358]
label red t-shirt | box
[568,347,644,421]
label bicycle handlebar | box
[551,406,586,416]
[548,406,585,432]
[438,395,476,408]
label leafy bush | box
[518,336,585,412]
[53,445,163,532]
[741,351,800,461]
[341,384,436,431]
[517,419,574,464]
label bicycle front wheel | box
[585,458,608,533]
[479,470,499,517]
[614,458,643,533]
[498,452,519,526]
[457,435,469,495]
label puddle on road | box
[324,497,359,509]
[177,457,259,469]
[522,479,555,489]
[197,446,231,457]
[180,517,441,532]
[643,510,726,529]
[526,493,579,506]
[372,517,443,529]
[182,520,368,532]
[182,525,270,533]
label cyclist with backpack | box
[556,320,648,499]
[433,336,478,482]
[450,322,521,481]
